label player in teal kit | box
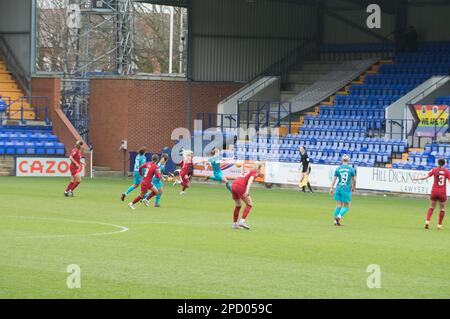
[329,154,356,226]
[143,153,169,207]
[204,147,231,192]
[121,147,147,201]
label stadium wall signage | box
[195,160,437,195]
[413,104,449,137]
[15,157,86,177]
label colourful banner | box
[193,157,265,183]
[414,104,449,137]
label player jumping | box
[64,140,84,197]
[231,161,263,230]
[128,154,161,210]
[143,153,169,207]
[121,147,147,201]
[329,154,356,226]
[413,158,450,230]
[204,147,232,192]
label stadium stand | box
[0,125,65,156]
[0,56,66,161]
[233,42,450,169]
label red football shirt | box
[234,168,259,187]
[139,162,161,184]
[428,167,450,193]
[180,158,191,175]
[69,148,82,167]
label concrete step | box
[94,170,125,178]
[287,72,327,83]
[93,166,114,171]
[280,91,298,101]
[93,166,124,177]
[301,61,341,72]
[282,82,311,92]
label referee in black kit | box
[299,146,313,193]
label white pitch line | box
[0,216,129,239]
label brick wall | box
[89,78,130,172]
[31,76,92,176]
[89,77,241,171]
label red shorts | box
[431,191,447,203]
[140,181,154,193]
[180,172,190,186]
[231,183,246,200]
[70,165,81,176]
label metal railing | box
[196,113,238,131]
[260,39,318,81]
[405,75,449,105]
[432,105,450,140]
[0,96,49,125]
[238,100,292,133]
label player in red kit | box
[413,158,450,230]
[64,140,84,197]
[231,161,263,230]
[179,150,193,195]
[128,154,161,210]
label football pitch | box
[1,177,449,299]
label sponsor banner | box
[414,104,448,137]
[16,157,86,177]
[193,157,265,182]
[356,166,438,195]
[264,162,338,188]
[195,157,440,195]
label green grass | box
[1,177,450,298]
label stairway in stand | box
[0,156,15,176]
[0,58,35,120]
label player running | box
[329,154,356,226]
[143,153,169,207]
[204,147,232,192]
[179,150,193,195]
[413,158,450,230]
[231,161,263,230]
[121,147,147,201]
[64,140,84,197]
[128,154,161,210]
[299,146,313,193]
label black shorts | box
[302,166,311,174]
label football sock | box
[146,192,156,200]
[65,182,73,192]
[125,185,137,195]
[225,182,232,193]
[71,181,80,191]
[339,206,349,217]
[131,195,142,205]
[426,208,434,221]
[307,182,313,192]
[242,205,252,219]
[233,206,241,222]
[439,210,445,225]
[334,207,341,218]
[155,193,161,205]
